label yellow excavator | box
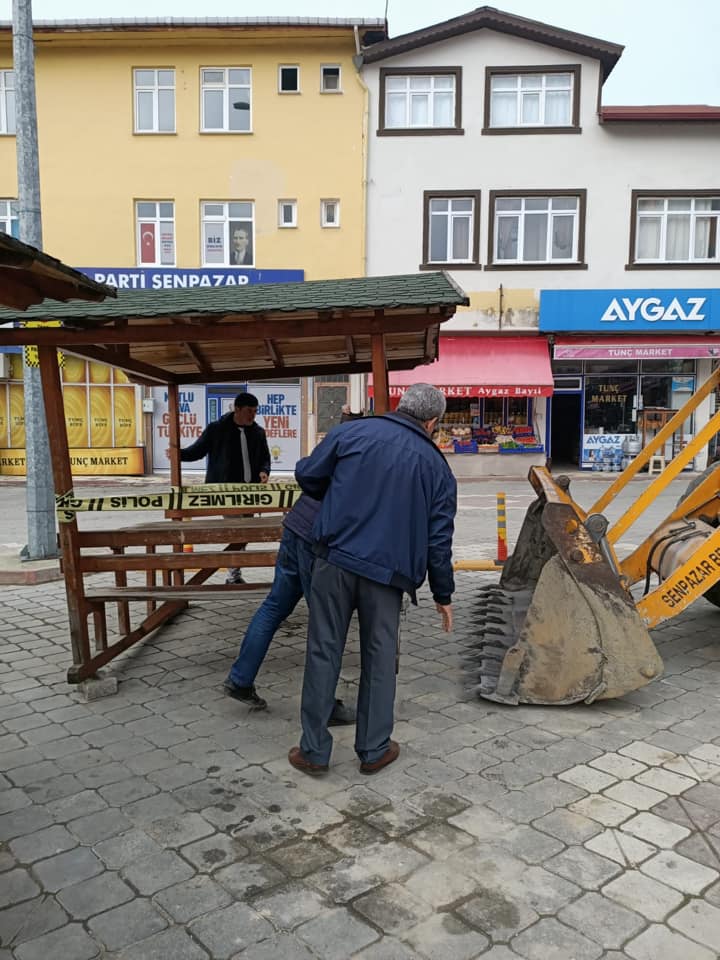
[467,366,720,706]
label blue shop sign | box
[540,289,719,333]
[78,267,304,290]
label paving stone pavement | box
[1,477,720,958]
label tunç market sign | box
[373,384,552,398]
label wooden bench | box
[66,514,286,682]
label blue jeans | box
[227,528,314,688]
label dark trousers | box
[227,529,313,687]
[300,558,402,766]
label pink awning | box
[369,336,553,398]
[554,336,720,360]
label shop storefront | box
[150,381,302,475]
[368,336,554,476]
[0,350,144,476]
[541,289,720,471]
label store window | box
[434,396,538,454]
[584,376,636,433]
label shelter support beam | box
[371,333,389,414]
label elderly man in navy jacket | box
[289,383,456,777]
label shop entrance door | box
[550,393,582,468]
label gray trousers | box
[300,558,403,766]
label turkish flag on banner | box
[140,223,156,264]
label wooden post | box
[37,344,93,675]
[371,333,389,414]
[167,382,181,488]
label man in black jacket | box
[181,392,270,583]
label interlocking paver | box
[584,827,655,867]
[511,917,603,959]
[640,849,719,894]
[625,923,716,960]
[0,895,68,947]
[558,891,645,949]
[545,844,622,889]
[13,922,100,960]
[620,811,691,847]
[32,846,104,892]
[113,925,209,960]
[86,898,168,951]
[668,899,720,951]
[9,824,76,863]
[121,849,195,895]
[297,906,379,958]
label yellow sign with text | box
[0,447,145,476]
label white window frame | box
[0,70,15,136]
[384,72,457,130]
[320,199,340,228]
[200,67,253,133]
[201,201,255,266]
[425,194,478,265]
[634,195,720,264]
[135,201,176,267]
[133,68,175,134]
[278,65,300,94]
[493,195,580,265]
[320,64,342,94]
[278,200,297,228]
[0,199,18,236]
[489,71,574,129]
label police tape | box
[55,482,302,523]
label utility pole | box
[13,0,57,559]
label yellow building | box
[0,17,385,474]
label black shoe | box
[328,698,356,726]
[225,571,246,585]
[224,681,267,710]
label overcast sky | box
[1,0,718,105]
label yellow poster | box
[0,385,7,444]
[64,386,88,447]
[89,361,111,384]
[113,386,136,447]
[9,384,25,447]
[90,386,113,446]
[0,447,145,476]
[62,355,86,384]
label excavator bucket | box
[467,471,664,706]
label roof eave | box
[360,6,623,80]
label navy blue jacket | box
[180,412,270,483]
[283,494,321,542]
[295,412,456,604]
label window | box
[321,199,340,228]
[320,65,341,93]
[379,67,461,134]
[422,191,480,268]
[278,200,297,228]
[201,201,255,266]
[0,199,18,237]
[278,65,300,93]
[631,192,720,267]
[484,66,580,133]
[201,68,252,132]
[136,201,175,266]
[489,191,586,268]
[133,69,175,133]
[0,70,15,135]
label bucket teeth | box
[467,585,526,700]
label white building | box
[360,6,720,475]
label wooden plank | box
[372,332,389,414]
[85,585,273,601]
[80,550,279,572]
[76,519,284,548]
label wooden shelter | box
[0,231,116,309]
[0,272,468,682]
